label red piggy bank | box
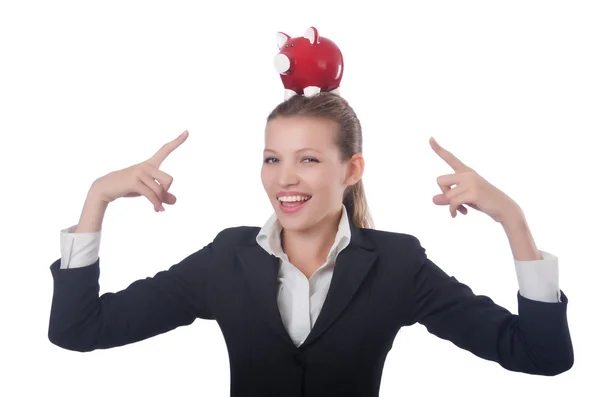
[274,26,343,100]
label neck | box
[281,207,343,267]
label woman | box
[48,93,573,396]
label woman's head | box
[261,93,373,232]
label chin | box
[276,210,310,229]
[278,218,313,232]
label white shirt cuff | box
[60,224,102,269]
[514,250,560,303]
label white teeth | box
[278,195,311,202]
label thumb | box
[163,192,177,205]
[432,193,468,215]
[432,194,449,205]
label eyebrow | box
[263,148,322,154]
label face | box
[261,115,364,232]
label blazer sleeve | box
[408,237,574,376]
[48,231,224,352]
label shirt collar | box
[256,204,352,262]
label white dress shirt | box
[58,204,560,347]
[255,206,352,346]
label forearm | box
[500,207,543,261]
[75,184,109,233]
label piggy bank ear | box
[276,32,290,50]
[303,27,319,45]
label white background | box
[1,1,598,396]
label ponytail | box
[343,179,373,229]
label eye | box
[264,157,318,164]
[291,43,294,47]
[303,157,319,163]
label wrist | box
[498,202,525,227]
[85,192,109,212]
[499,208,543,261]
[88,180,110,206]
[75,187,109,233]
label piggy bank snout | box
[274,53,291,74]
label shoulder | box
[361,227,422,246]
[360,227,426,258]
[211,225,262,249]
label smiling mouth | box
[277,196,312,204]
[277,195,312,211]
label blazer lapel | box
[300,222,377,348]
[237,244,296,347]
[236,220,378,350]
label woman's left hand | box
[429,137,522,224]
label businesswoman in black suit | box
[48,93,573,397]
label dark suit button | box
[293,352,305,366]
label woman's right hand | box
[90,130,189,212]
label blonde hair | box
[266,93,374,229]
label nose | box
[277,163,299,186]
[274,53,291,74]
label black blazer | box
[48,220,574,397]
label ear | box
[276,32,290,50]
[303,26,319,45]
[345,153,365,186]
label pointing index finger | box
[429,137,469,171]
[147,130,189,167]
